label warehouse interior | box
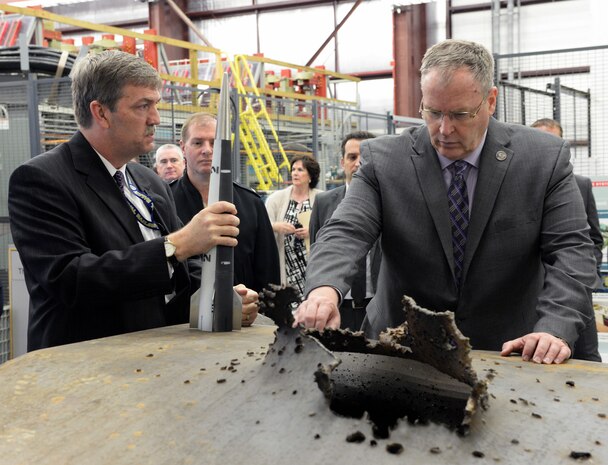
[0,1,607,463]
[1,0,607,360]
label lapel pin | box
[496,150,507,161]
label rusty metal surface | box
[0,324,606,464]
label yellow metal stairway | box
[230,55,290,190]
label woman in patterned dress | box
[265,154,322,302]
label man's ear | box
[90,100,110,129]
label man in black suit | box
[531,118,604,278]
[171,113,280,293]
[8,51,257,351]
[309,131,379,330]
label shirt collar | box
[436,129,487,171]
[96,150,127,179]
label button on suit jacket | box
[305,119,600,361]
[9,131,192,351]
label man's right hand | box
[293,286,341,331]
[168,201,239,261]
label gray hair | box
[70,50,162,128]
[154,144,183,165]
[420,39,495,96]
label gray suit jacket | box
[305,119,600,360]
[309,184,381,294]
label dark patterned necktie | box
[113,170,125,192]
[448,160,469,286]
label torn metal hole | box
[259,285,490,439]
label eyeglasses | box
[419,98,486,123]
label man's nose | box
[438,114,454,135]
[148,105,161,126]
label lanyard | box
[124,176,159,231]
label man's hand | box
[293,286,341,331]
[168,201,239,261]
[501,332,571,364]
[235,284,259,327]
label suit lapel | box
[128,166,173,236]
[462,119,513,281]
[70,132,143,243]
[411,130,455,271]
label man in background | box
[309,131,380,330]
[171,112,280,292]
[531,118,603,279]
[154,143,185,182]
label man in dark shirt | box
[171,113,280,292]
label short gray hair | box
[155,144,183,165]
[70,50,162,128]
[420,39,495,96]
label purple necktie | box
[448,160,469,286]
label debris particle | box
[292,390,298,395]
[472,451,485,458]
[146,354,154,357]
[566,380,575,387]
[511,439,519,445]
[200,368,206,371]
[518,398,529,406]
[183,380,190,384]
[294,344,303,353]
[430,446,442,454]
[531,413,542,419]
[370,440,377,447]
[536,378,541,383]
[598,413,606,419]
[569,451,591,460]
[510,399,517,404]
[554,397,560,402]
[314,434,320,440]
[241,380,245,383]
[386,443,403,455]
[255,420,260,425]
[135,369,142,373]
[308,412,316,417]
[216,378,226,384]
[346,431,366,443]
[592,397,599,401]
[221,366,227,371]
[279,368,286,374]
[595,441,602,446]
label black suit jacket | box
[575,174,603,274]
[171,172,280,292]
[9,131,191,351]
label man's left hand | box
[501,332,571,364]
[234,284,259,327]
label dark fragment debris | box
[566,380,576,387]
[569,451,592,460]
[511,439,519,445]
[598,413,606,419]
[216,378,226,384]
[386,443,404,455]
[472,450,485,458]
[346,431,366,443]
[430,447,442,454]
[314,434,320,440]
[146,354,154,357]
[183,380,190,384]
[531,412,542,419]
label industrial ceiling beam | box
[188,0,355,20]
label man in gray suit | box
[295,39,600,363]
[309,131,379,330]
[531,118,604,279]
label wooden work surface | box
[0,324,606,465]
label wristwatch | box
[164,236,178,266]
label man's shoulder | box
[233,182,264,203]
